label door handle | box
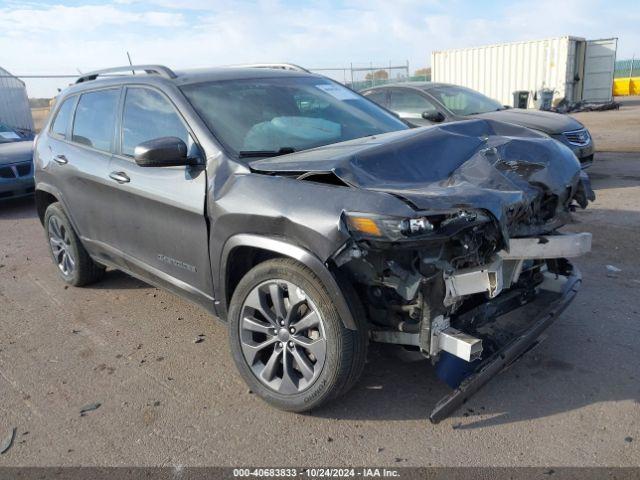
[53,154,68,165]
[109,171,130,184]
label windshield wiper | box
[238,147,296,158]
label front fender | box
[218,234,357,330]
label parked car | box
[0,122,35,200]
[361,82,595,167]
[34,65,594,421]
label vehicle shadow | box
[587,152,640,190]
[588,171,640,190]
[0,196,37,220]
[90,269,153,291]
[314,302,639,428]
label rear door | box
[582,38,617,103]
[47,88,121,249]
[106,85,212,307]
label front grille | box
[563,129,590,146]
[0,161,32,179]
[16,162,31,176]
[0,166,15,179]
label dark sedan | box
[0,122,35,200]
[361,82,594,167]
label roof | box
[173,67,321,85]
[65,65,322,96]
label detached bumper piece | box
[429,266,582,423]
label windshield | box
[181,76,408,157]
[427,86,504,116]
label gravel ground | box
[571,96,640,153]
[1,121,639,467]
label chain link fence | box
[309,62,430,91]
[615,58,639,78]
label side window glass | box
[72,90,119,151]
[389,90,438,116]
[363,90,388,107]
[439,92,467,112]
[51,98,75,138]
[121,88,188,157]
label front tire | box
[228,258,367,412]
[44,202,105,287]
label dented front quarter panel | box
[206,152,415,317]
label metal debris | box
[606,264,622,278]
[0,427,16,454]
[80,402,102,416]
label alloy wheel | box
[239,280,327,394]
[48,216,75,276]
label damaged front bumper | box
[429,264,581,423]
[358,232,590,422]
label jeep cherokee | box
[34,64,594,421]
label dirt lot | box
[571,96,640,152]
[1,103,639,467]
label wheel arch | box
[219,234,357,330]
[35,185,61,225]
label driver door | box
[105,85,213,308]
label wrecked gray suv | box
[34,65,594,421]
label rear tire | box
[44,202,105,287]
[228,258,367,412]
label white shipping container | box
[431,36,617,107]
[0,66,34,132]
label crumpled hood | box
[473,109,584,135]
[251,119,594,240]
[0,140,33,166]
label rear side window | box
[51,98,75,138]
[72,89,119,152]
[121,88,188,157]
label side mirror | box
[134,137,190,167]
[421,111,445,123]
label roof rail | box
[75,65,177,84]
[229,63,311,73]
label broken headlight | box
[344,210,488,241]
[345,212,438,241]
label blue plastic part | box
[435,351,481,389]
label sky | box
[0,0,638,97]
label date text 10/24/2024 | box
[232,468,401,478]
